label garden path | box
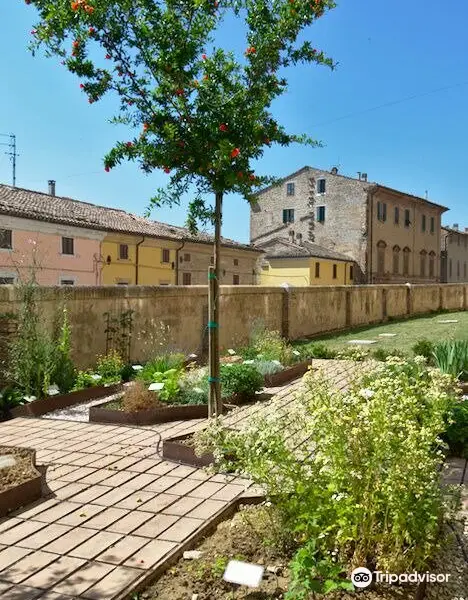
[0,359,465,599]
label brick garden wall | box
[0,283,466,369]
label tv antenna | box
[0,133,18,186]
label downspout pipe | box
[175,239,186,285]
[135,236,145,285]
[367,186,377,284]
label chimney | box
[361,173,368,182]
[453,223,459,231]
[357,172,361,180]
[330,166,338,175]
[48,180,56,196]
[465,227,468,233]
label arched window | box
[429,251,436,278]
[377,241,387,276]
[392,245,400,275]
[403,247,411,276]
[420,250,427,278]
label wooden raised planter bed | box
[263,359,313,387]
[0,447,44,518]
[10,383,124,418]
[458,382,468,395]
[162,432,216,468]
[90,402,211,426]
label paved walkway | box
[0,360,466,599]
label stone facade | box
[441,226,468,283]
[250,166,448,284]
[250,166,370,282]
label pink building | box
[0,183,105,285]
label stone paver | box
[0,360,380,600]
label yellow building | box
[257,237,355,286]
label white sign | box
[223,560,264,588]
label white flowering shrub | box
[195,356,459,595]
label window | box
[161,248,170,263]
[159,281,170,285]
[210,256,214,265]
[316,206,326,223]
[403,247,410,276]
[0,229,12,249]
[457,260,460,279]
[233,274,240,285]
[282,208,295,223]
[465,237,467,249]
[449,259,452,278]
[332,264,337,279]
[62,237,74,255]
[394,207,399,225]
[317,178,326,194]
[117,281,129,286]
[430,217,435,234]
[233,258,239,266]
[183,253,191,262]
[465,262,467,279]
[60,279,75,286]
[377,241,386,276]
[458,235,461,247]
[286,182,295,196]
[392,246,400,275]
[0,276,14,285]
[404,209,411,228]
[315,262,320,278]
[377,202,387,222]
[420,250,427,278]
[349,265,354,280]
[429,252,435,278]
[182,272,192,285]
[422,215,426,232]
[119,244,129,260]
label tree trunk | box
[208,191,223,417]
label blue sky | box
[1,0,467,241]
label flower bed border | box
[10,384,124,419]
[162,431,215,467]
[0,447,43,518]
[89,400,237,427]
[263,359,313,387]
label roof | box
[256,236,355,262]
[253,165,449,212]
[0,184,260,252]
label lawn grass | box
[293,311,468,356]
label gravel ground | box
[41,391,123,422]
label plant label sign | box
[223,560,264,588]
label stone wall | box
[0,283,466,369]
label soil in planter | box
[0,446,38,493]
[144,504,417,600]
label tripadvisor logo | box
[351,567,451,588]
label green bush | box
[72,370,100,391]
[52,308,76,393]
[433,340,468,381]
[236,346,259,360]
[137,353,186,384]
[148,368,182,403]
[120,364,135,383]
[220,363,264,401]
[335,347,369,361]
[196,356,457,596]
[251,359,284,376]
[0,387,24,420]
[412,339,435,362]
[300,343,337,359]
[443,397,468,458]
[372,348,405,362]
[251,328,294,365]
[179,366,209,405]
[95,350,124,384]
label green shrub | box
[335,347,369,361]
[433,340,468,381]
[196,356,457,596]
[95,350,124,384]
[220,363,264,401]
[0,387,24,420]
[120,364,135,383]
[413,339,435,362]
[251,328,294,365]
[300,343,337,359]
[148,368,182,403]
[179,366,209,405]
[443,397,468,458]
[372,348,405,362]
[251,359,284,377]
[236,346,259,360]
[72,370,100,391]
[52,307,76,393]
[137,353,186,384]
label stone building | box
[440,225,468,283]
[250,166,448,283]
